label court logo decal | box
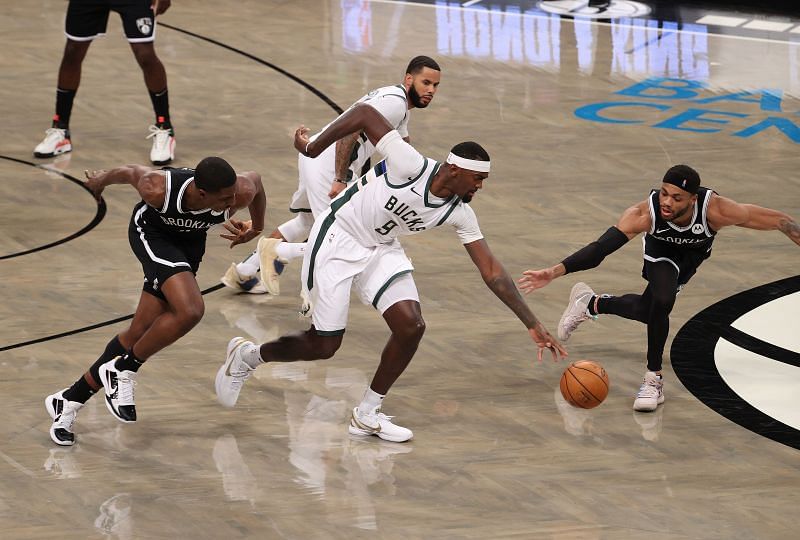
[536,1,651,19]
[671,275,800,450]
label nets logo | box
[672,276,800,450]
[136,17,152,35]
[536,0,651,19]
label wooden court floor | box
[1,1,798,538]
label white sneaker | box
[348,406,413,443]
[257,237,287,296]
[633,371,665,412]
[45,388,83,446]
[146,124,175,165]
[216,337,256,407]
[558,282,597,341]
[220,263,268,294]
[98,359,137,423]
[34,127,72,158]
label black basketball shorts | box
[65,0,156,42]
[641,236,713,288]
[128,220,206,301]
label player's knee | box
[651,290,676,314]
[62,41,89,65]
[315,338,341,359]
[132,47,160,70]
[398,318,426,343]
[176,301,205,330]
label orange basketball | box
[559,360,609,409]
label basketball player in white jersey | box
[220,56,442,295]
[519,165,800,411]
[215,103,567,443]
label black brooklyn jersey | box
[132,167,229,236]
[645,186,717,252]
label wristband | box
[334,178,348,185]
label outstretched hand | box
[84,169,107,201]
[528,324,567,362]
[294,125,311,156]
[221,219,260,247]
[518,268,557,294]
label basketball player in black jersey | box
[518,165,800,412]
[44,157,266,445]
[34,0,176,165]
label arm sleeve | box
[448,203,484,245]
[561,226,629,274]
[375,130,426,179]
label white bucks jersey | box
[313,85,409,177]
[328,131,483,247]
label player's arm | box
[464,239,567,361]
[83,165,160,202]
[221,171,266,247]
[151,0,171,16]
[296,103,393,158]
[330,132,361,198]
[518,200,650,293]
[708,195,800,246]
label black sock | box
[587,295,599,316]
[63,336,126,403]
[54,87,76,129]
[148,88,171,129]
[115,350,145,372]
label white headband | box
[446,152,491,173]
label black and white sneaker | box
[98,359,137,423]
[45,388,83,446]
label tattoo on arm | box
[487,273,540,329]
[779,218,800,244]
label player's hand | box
[328,180,347,199]
[528,324,567,362]
[151,0,171,16]
[518,268,557,294]
[221,219,260,247]
[84,169,107,201]
[293,125,312,156]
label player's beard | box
[462,193,473,203]
[409,85,429,108]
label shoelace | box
[116,373,137,406]
[56,404,80,430]
[146,125,172,150]
[43,127,66,142]
[229,363,252,391]
[637,381,661,399]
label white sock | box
[276,242,305,261]
[235,250,259,277]
[358,387,385,414]
[240,342,264,369]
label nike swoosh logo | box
[410,186,422,196]
[655,228,671,234]
[352,413,381,433]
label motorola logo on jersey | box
[691,223,705,234]
[536,0,651,19]
[671,276,800,450]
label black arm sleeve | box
[561,226,630,275]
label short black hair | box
[450,141,490,162]
[406,56,441,75]
[662,164,700,194]
[194,157,236,192]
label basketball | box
[559,360,609,409]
